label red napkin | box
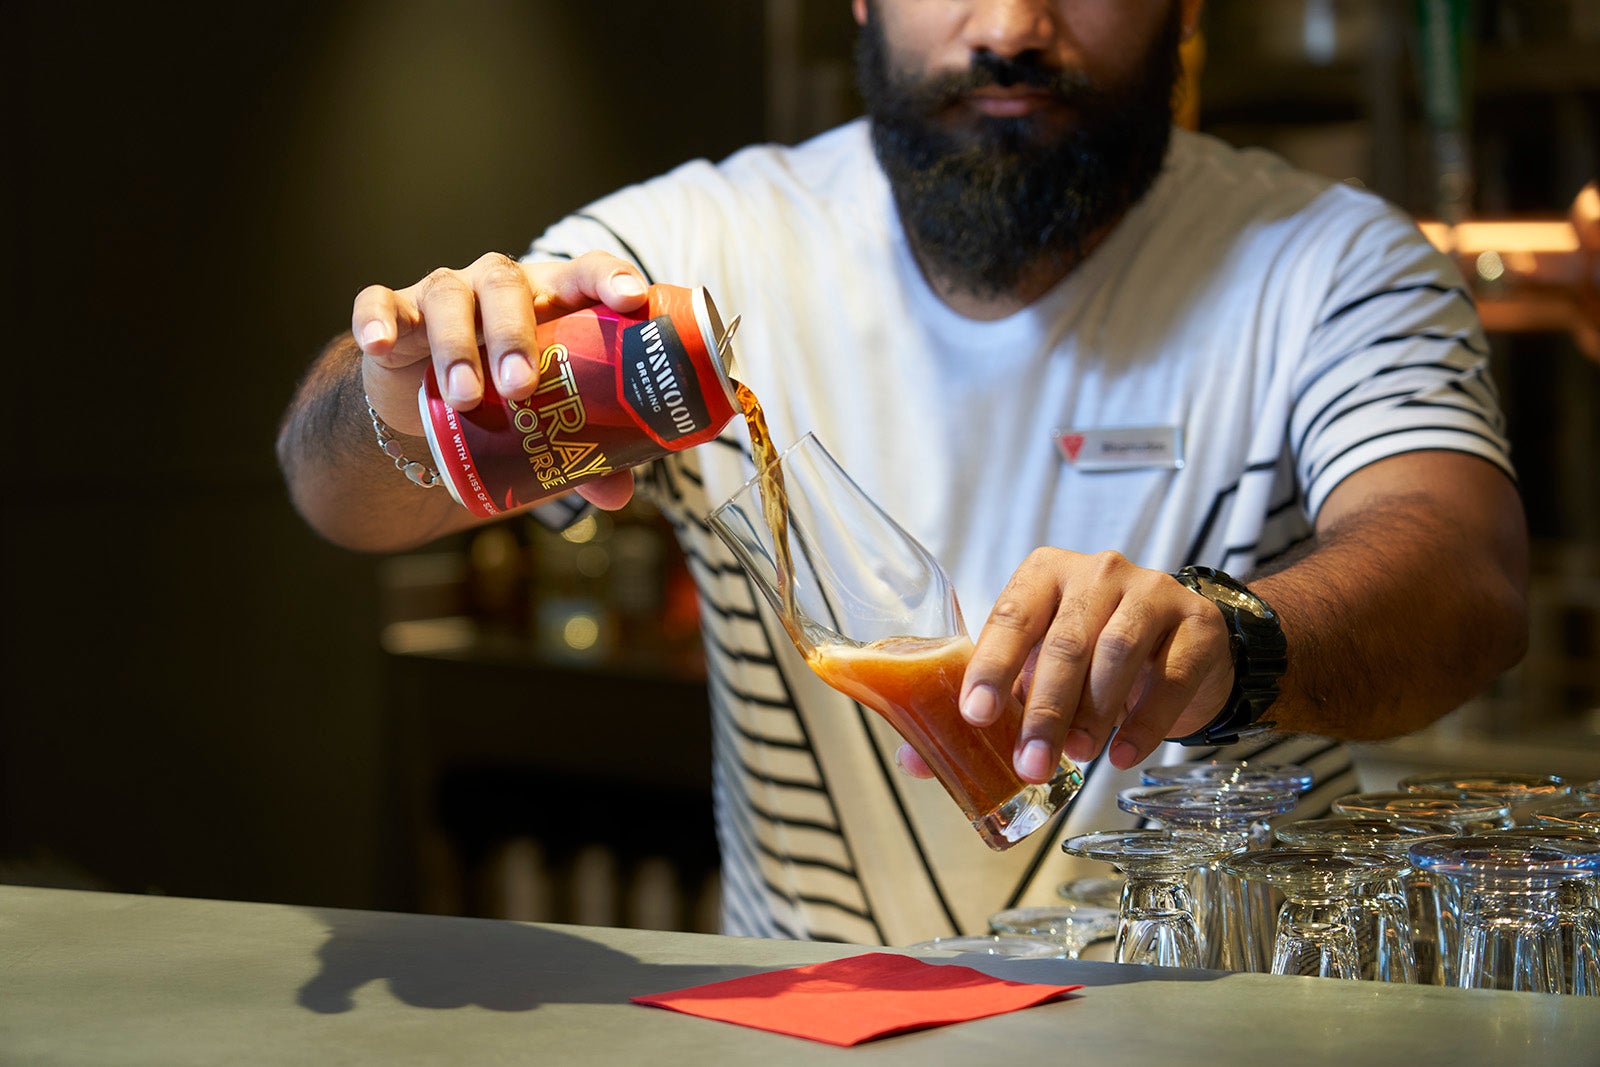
[631,951,1083,1047]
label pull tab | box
[715,314,743,381]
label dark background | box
[3,0,774,909]
[5,1,1596,917]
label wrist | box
[1165,566,1287,747]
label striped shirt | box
[525,121,1512,946]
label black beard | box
[855,8,1182,299]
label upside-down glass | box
[1118,784,1301,972]
[1528,800,1600,836]
[988,902,1119,960]
[707,432,1082,850]
[1484,828,1600,996]
[902,934,1069,959]
[1063,830,1226,968]
[1332,791,1514,833]
[1221,849,1398,980]
[1332,792,1512,983]
[1053,761,1313,940]
[1408,836,1600,994]
[1274,817,1455,984]
[1400,771,1572,824]
[1141,759,1314,795]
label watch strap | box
[1166,566,1286,747]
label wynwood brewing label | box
[419,284,739,518]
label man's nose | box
[959,0,1058,59]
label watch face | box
[1194,574,1268,617]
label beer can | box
[419,284,740,518]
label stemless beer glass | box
[707,433,1083,850]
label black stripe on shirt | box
[1307,425,1509,492]
[1181,458,1279,564]
[1317,283,1473,328]
[702,627,778,668]
[1295,359,1490,461]
[571,212,656,285]
[753,836,859,881]
[1295,333,1488,403]
[711,704,812,752]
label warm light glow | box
[1419,220,1580,255]
[561,514,599,544]
[563,613,600,650]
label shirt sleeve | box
[1290,194,1513,519]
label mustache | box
[908,51,1098,111]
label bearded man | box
[279,1,1527,946]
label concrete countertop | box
[0,885,1595,1065]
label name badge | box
[1055,426,1185,471]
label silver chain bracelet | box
[365,395,441,489]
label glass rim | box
[1407,834,1600,877]
[1331,790,1513,818]
[705,429,827,526]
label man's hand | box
[350,249,651,509]
[897,550,1237,781]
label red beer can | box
[419,284,740,518]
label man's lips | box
[966,88,1059,118]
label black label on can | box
[620,315,711,443]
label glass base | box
[972,760,1084,851]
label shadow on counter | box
[294,906,1222,1017]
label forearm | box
[276,334,476,552]
[1252,459,1530,740]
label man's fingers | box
[352,285,423,366]
[1106,618,1230,768]
[574,470,637,511]
[1056,596,1164,764]
[895,743,934,779]
[528,251,650,317]
[961,549,1068,728]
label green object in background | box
[1415,0,1476,223]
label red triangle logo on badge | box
[1058,433,1085,462]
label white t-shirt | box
[527,120,1512,945]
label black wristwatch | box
[1165,566,1288,747]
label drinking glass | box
[988,902,1119,959]
[1400,771,1572,824]
[1408,836,1600,993]
[1118,783,1300,972]
[1063,830,1226,969]
[1056,875,1125,910]
[1141,759,1314,795]
[902,934,1069,959]
[1059,771,1307,960]
[1274,817,1455,984]
[1528,800,1600,836]
[1482,828,1600,996]
[707,432,1083,850]
[1332,791,1513,833]
[1221,849,1393,980]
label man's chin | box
[931,108,1078,153]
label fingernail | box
[1064,728,1095,762]
[500,352,534,392]
[612,273,647,297]
[359,321,387,347]
[1110,740,1138,769]
[961,684,1000,725]
[446,362,480,404]
[1019,740,1054,782]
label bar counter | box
[1,885,1594,1065]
